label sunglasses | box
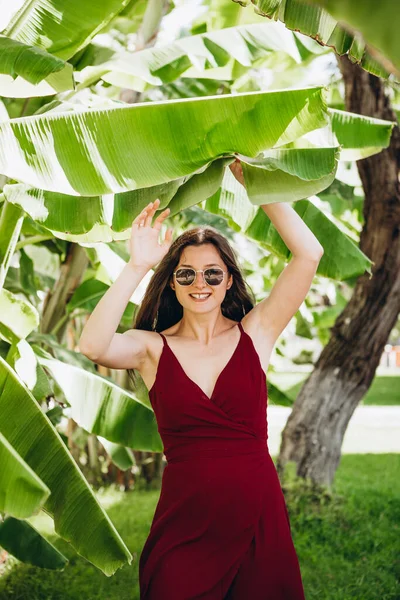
[173,267,228,286]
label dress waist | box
[163,435,269,464]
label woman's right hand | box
[128,199,173,270]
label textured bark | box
[277,57,400,488]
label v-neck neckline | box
[163,322,242,402]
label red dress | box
[139,320,306,599]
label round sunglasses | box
[173,267,228,286]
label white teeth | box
[190,294,210,299]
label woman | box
[80,161,324,599]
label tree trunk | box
[277,57,400,488]
[40,242,88,341]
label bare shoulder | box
[123,327,163,360]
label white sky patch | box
[0,0,26,31]
[158,0,206,45]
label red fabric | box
[139,321,306,599]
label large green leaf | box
[67,278,135,331]
[76,22,302,91]
[4,156,371,281]
[0,0,131,61]
[0,356,132,575]
[328,109,396,160]
[0,517,68,569]
[283,108,395,160]
[0,199,24,289]
[0,35,74,97]
[240,146,339,204]
[35,348,163,451]
[0,288,39,343]
[2,158,230,242]
[204,169,372,280]
[0,431,50,518]
[308,0,400,73]
[232,0,395,77]
[7,339,53,403]
[0,87,328,195]
[98,437,136,471]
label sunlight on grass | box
[1,455,399,600]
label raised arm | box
[79,199,172,369]
[229,160,324,346]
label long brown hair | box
[127,226,256,390]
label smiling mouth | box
[189,293,211,300]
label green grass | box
[0,455,399,600]
[270,372,400,406]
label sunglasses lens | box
[175,268,195,285]
[205,268,224,285]
[174,268,225,286]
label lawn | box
[0,454,399,600]
[269,371,400,406]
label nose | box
[192,271,207,289]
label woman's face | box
[170,244,232,314]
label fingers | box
[132,199,157,228]
[144,199,159,227]
[132,199,171,232]
[132,204,150,227]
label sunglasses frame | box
[172,267,228,286]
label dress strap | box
[237,320,244,333]
[157,331,167,346]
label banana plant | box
[75,21,304,91]
[0,35,74,97]
[0,353,133,575]
[0,0,132,61]
[0,517,68,570]
[0,87,329,195]
[232,0,400,78]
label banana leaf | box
[76,22,302,91]
[0,35,74,98]
[0,517,68,569]
[7,339,53,403]
[0,0,131,61]
[232,0,396,78]
[4,157,370,280]
[98,437,136,471]
[204,169,372,280]
[0,431,50,518]
[0,87,328,195]
[329,109,396,160]
[0,288,39,343]
[0,356,132,575]
[240,146,339,204]
[1,158,230,242]
[0,199,24,289]
[287,108,395,161]
[307,0,400,74]
[34,347,163,451]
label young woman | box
[80,161,324,599]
